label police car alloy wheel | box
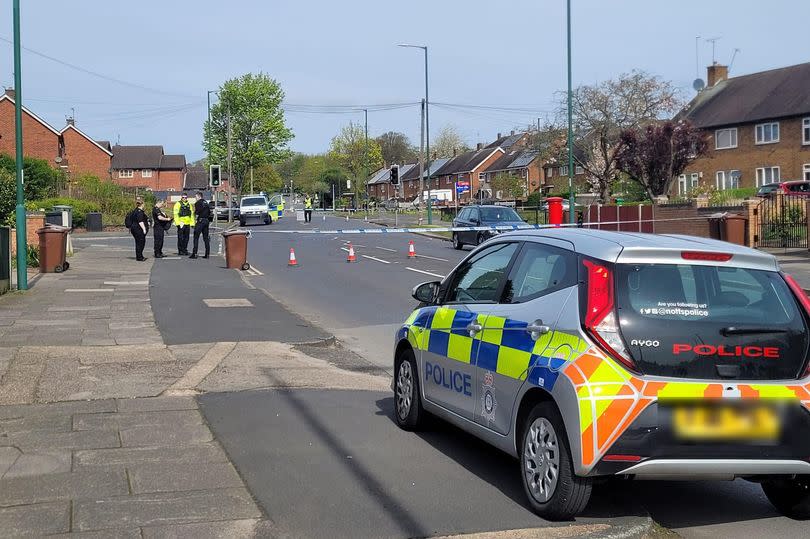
[394,350,424,430]
[520,402,592,520]
[761,476,810,519]
[452,233,462,250]
[476,233,485,246]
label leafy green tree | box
[277,153,306,191]
[0,153,58,200]
[375,131,417,164]
[491,173,526,200]
[294,155,330,193]
[328,123,383,201]
[252,164,283,193]
[203,73,294,191]
[317,167,350,206]
[0,169,16,226]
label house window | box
[755,122,780,144]
[141,169,153,178]
[677,174,687,195]
[560,165,569,176]
[804,164,810,182]
[119,169,133,178]
[803,118,810,145]
[716,170,740,190]
[677,173,700,195]
[715,128,738,149]
[478,172,485,181]
[575,165,584,175]
[756,166,780,187]
[546,168,553,178]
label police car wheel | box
[762,476,810,519]
[239,219,246,227]
[394,349,424,430]
[520,402,591,521]
[476,233,484,246]
[452,233,462,250]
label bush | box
[26,198,101,228]
[10,244,39,269]
[0,153,58,200]
[525,192,544,207]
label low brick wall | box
[10,212,46,256]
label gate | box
[755,194,808,248]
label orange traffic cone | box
[408,240,416,258]
[288,248,299,267]
[346,243,357,263]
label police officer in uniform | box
[304,194,313,223]
[190,192,211,259]
[152,200,172,258]
[173,194,195,255]
[129,197,149,261]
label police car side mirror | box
[412,281,440,304]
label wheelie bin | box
[37,225,70,273]
[222,229,251,270]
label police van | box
[238,195,272,227]
[393,229,810,520]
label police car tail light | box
[783,273,810,377]
[583,260,636,372]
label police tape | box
[238,215,719,235]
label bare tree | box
[432,125,471,159]
[375,131,417,165]
[559,71,684,201]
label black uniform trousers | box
[177,224,190,254]
[192,218,210,257]
[131,225,146,260]
[153,224,165,256]
[304,209,312,222]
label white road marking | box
[161,256,182,260]
[362,255,391,264]
[245,266,265,276]
[103,281,149,286]
[65,289,115,293]
[406,267,445,279]
[376,246,397,252]
[414,254,449,262]
[203,298,254,308]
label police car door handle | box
[527,321,550,340]
[466,322,483,337]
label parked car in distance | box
[757,180,810,197]
[238,195,271,226]
[209,200,239,220]
[452,205,525,250]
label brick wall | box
[62,127,111,179]
[678,116,810,192]
[10,213,46,256]
[157,170,184,191]
[112,169,185,191]
[0,99,60,164]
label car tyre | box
[452,233,463,250]
[762,476,810,519]
[393,348,424,431]
[476,233,485,246]
[520,402,592,521]
[239,218,246,227]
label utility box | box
[0,227,9,295]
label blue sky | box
[2,0,808,162]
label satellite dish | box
[54,156,62,163]
[693,78,706,91]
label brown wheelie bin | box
[722,214,748,246]
[222,229,250,270]
[37,225,70,273]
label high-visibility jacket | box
[305,197,312,209]
[173,200,196,227]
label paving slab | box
[0,429,120,451]
[0,446,20,477]
[141,518,260,539]
[2,449,72,478]
[73,488,261,531]
[120,423,213,447]
[0,469,128,505]
[116,396,199,412]
[0,399,117,419]
[0,501,71,536]
[128,461,244,494]
[73,410,203,431]
[74,443,230,469]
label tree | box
[328,123,383,201]
[0,153,58,200]
[375,131,417,165]
[432,125,471,158]
[560,71,683,201]
[0,169,15,226]
[615,121,708,199]
[491,173,526,200]
[252,164,283,193]
[294,155,330,194]
[203,73,294,191]
[317,167,350,207]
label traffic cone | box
[408,240,416,258]
[346,243,357,263]
[288,248,299,267]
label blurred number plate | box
[671,403,781,441]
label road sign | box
[456,180,470,194]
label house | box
[480,149,544,198]
[432,145,505,203]
[367,164,416,201]
[675,62,810,195]
[0,89,112,178]
[400,159,450,201]
[110,145,186,191]
[485,130,531,152]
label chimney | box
[476,142,483,150]
[497,132,502,139]
[4,87,15,100]
[707,63,729,87]
[510,130,515,136]
[66,117,75,126]
[453,147,457,157]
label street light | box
[398,43,432,224]
[12,0,27,290]
[566,0,575,224]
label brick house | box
[480,149,544,198]
[432,145,504,203]
[675,62,810,195]
[110,145,187,191]
[400,159,450,202]
[59,122,113,179]
[366,164,416,201]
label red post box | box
[547,197,563,227]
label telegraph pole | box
[226,108,233,223]
[12,0,27,290]
[207,90,217,228]
[567,0,576,224]
[363,108,368,215]
[418,99,425,205]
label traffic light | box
[389,165,400,185]
[209,164,221,187]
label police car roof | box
[498,228,779,272]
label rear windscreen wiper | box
[720,326,789,336]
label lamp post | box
[12,0,27,290]
[398,44,432,224]
[566,0,575,224]
[207,90,217,226]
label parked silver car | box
[393,228,810,520]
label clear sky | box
[2,0,808,162]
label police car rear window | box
[242,197,266,206]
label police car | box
[392,229,810,520]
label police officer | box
[190,192,211,259]
[304,193,313,223]
[173,193,195,255]
[129,197,149,261]
[152,200,172,258]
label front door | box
[475,239,578,435]
[421,242,520,419]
